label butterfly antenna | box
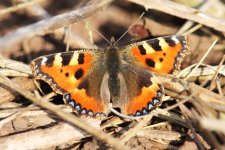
[114,12,145,45]
[85,21,111,45]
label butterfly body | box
[30,35,190,118]
[105,44,127,109]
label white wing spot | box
[143,42,155,54]
[155,63,162,69]
[54,53,62,66]
[159,38,168,48]
[172,36,179,44]
[41,57,47,65]
[69,53,79,65]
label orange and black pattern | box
[30,35,190,118]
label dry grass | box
[0,0,225,149]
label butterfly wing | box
[30,50,109,117]
[118,62,164,116]
[118,35,189,116]
[122,35,190,74]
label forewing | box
[122,35,190,74]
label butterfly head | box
[110,37,116,45]
[106,37,119,52]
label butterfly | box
[30,35,189,118]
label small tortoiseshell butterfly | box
[30,35,189,118]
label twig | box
[0,105,64,119]
[0,56,32,75]
[127,0,225,33]
[216,80,224,96]
[182,24,203,36]
[179,64,225,79]
[65,25,72,52]
[0,74,128,150]
[156,73,225,103]
[154,109,187,128]
[183,39,218,80]
[22,40,32,62]
[136,129,182,141]
[177,0,212,35]
[0,111,22,129]
[0,69,28,77]
[120,113,153,143]
[200,118,225,134]
[0,0,44,16]
[85,21,94,44]
[0,93,65,136]
[23,0,50,19]
[210,55,225,90]
[0,122,93,149]
[0,0,112,52]
[143,121,169,129]
[23,1,98,49]
[0,77,36,104]
[179,104,205,150]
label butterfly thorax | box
[106,46,120,74]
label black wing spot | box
[75,68,83,80]
[146,58,155,67]
[159,58,163,62]
[163,53,166,56]
[78,53,84,64]
[164,37,176,47]
[138,45,146,55]
[45,57,55,67]
[62,54,73,66]
[148,39,162,51]
[77,79,91,96]
[65,72,69,77]
[138,70,153,89]
[60,69,63,73]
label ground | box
[0,0,225,150]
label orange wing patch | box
[64,88,107,117]
[30,52,93,94]
[131,36,189,74]
[124,76,163,116]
